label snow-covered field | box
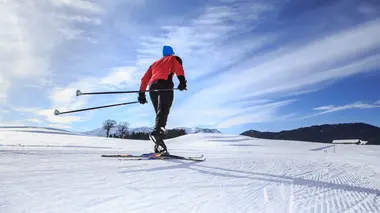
[1,127,380,213]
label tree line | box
[102,119,186,140]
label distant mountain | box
[82,126,152,137]
[173,127,221,134]
[82,127,115,137]
[241,123,380,145]
[82,126,220,137]
[132,127,152,133]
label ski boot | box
[149,127,169,155]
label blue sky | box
[1,0,380,134]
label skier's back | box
[138,45,187,154]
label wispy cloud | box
[6,65,138,127]
[0,0,105,106]
[130,1,281,128]
[167,16,380,129]
[312,101,380,116]
[0,109,10,114]
[49,65,138,111]
[37,109,81,124]
[215,100,297,128]
[25,118,43,124]
[137,2,275,79]
[357,4,379,16]
[51,0,104,14]
[58,14,101,25]
[1,0,143,128]
[2,63,138,127]
[0,108,10,124]
[50,87,88,111]
[218,18,380,100]
[298,100,380,120]
[0,75,10,104]
[99,66,138,88]
[10,105,81,125]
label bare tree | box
[117,122,130,139]
[103,119,117,138]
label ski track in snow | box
[1,129,380,213]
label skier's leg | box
[156,90,174,128]
[149,83,162,153]
[153,90,173,154]
[149,85,159,114]
[149,90,173,154]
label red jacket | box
[139,55,185,91]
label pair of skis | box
[101,152,205,161]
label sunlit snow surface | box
[1,127,380,213]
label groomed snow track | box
[1,128,380,213]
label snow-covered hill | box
[1,127,380,213]
[0,126,83,136]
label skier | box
[138,45,187,154]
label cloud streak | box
[51,0,104,14]
[49,65,138,111]
[37,109,82,124]
[215,100,297,128]
[312,101,380,116]
[136,2,275,80]
[5,65,138,127]
[217,18,380,100]
[0,0,105,106]
[167,16,380,129]
[9,105,81,125]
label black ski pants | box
[149,80,174,130]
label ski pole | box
[76,88,179,96]
[54,101,139,116]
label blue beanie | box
[162,45,175,56]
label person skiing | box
[138,45,187,154]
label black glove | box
[177,75,187,91]
[138,92,147,104]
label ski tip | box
[54,110,60,116]
[76,90,82,96]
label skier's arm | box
[172,56,185,77]
[139,66,152,91]
[172,56,187,90]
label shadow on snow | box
[119,160,380,196]
[309,145,335,151]
[207,138,255,143]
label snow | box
[1,127,380,213]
